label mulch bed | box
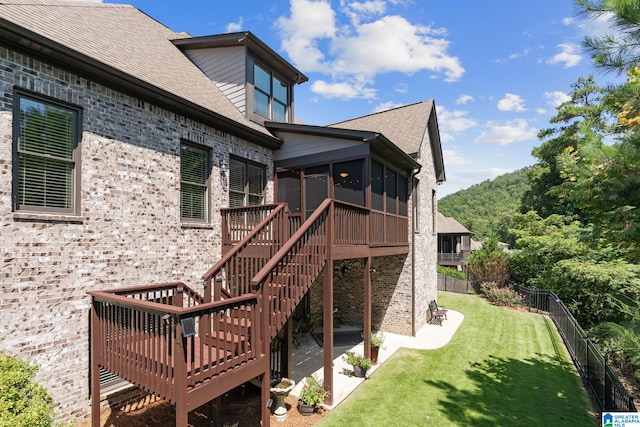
[78,383,328,427]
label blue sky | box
[105,0,617,197]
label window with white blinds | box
[180,142,210,222]
[14,92,81,214]
[229,157,265,207]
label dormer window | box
[254,63,289,122]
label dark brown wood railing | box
[251,198,332,338]
[370,210,409,246]
[221,204,282,250]
[203,204,289,299]
[333,201,368,245]
[90,198,412,427]
[90,283,260,404]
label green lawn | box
[318,292,597,427]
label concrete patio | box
[288,308,464,409]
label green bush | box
[437,265,467,280]
[480,281,525,307]
[0,351,56,427]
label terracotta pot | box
[370,345,379,364]
[298,400,315,416]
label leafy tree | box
[466,236,510,285]
[578,0,640,73]
[520,75,609,218]
[509,212,591,287]
[546,258,640,328]
[559,105,640,262]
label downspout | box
[410,165,422,336]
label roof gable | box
[329,100,445,181]
[437,212,472,235]
[0,0,280,147]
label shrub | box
[0,351,54,427]
[480,281,524,307]
[467,237,510,285]
[437,265,467,280]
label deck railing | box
[437,251,470,264]
[370,210,408,245]
[333,200,368,245]
[221,204,282,249]
[204,204,289,299]
[251,198,331,338]
[90,283,260,404]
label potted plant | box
[363,332,385,364]
[342,351,373,378]
[298,376,329,416]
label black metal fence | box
[513,284,637,413]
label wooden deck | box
[89,199,411,426]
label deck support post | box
[323,201,335,405]
[261,371,270,427]
[90,298,101,427]
[175,318,188,427]
[363,257,372,359]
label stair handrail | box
[201,203,289,300]
[249,198,332,292]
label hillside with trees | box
[438,168,529,244]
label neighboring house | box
[437,212,472,268]
[0,1,445,426]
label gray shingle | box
[329,100,434,156]
[0,0,271,137]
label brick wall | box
[0,45,273,423]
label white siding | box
[274,131,362,161]
[184,46,247,113]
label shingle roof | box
[437,212,472,235]
[0,0,275,140]
[329,100,434,156]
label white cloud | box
[442,148,471,166]
[343,0,387,25]
[544,90,571,107]
[277,0,464,99]
[572,12,616,39]
[508,47,532,60]
[331,15,464,80]
[276,0,337,72]
[497,93,526,112]
[394,83,408,93]
[225,17,244,32]
[456,94,474,105]
[473,119,537,145]
[536,108,547,115]
[437,106,478,132]
[310,79,377,99]
[547,43,582,68]
[373,101,405,112]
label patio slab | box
[288,308,464,409]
